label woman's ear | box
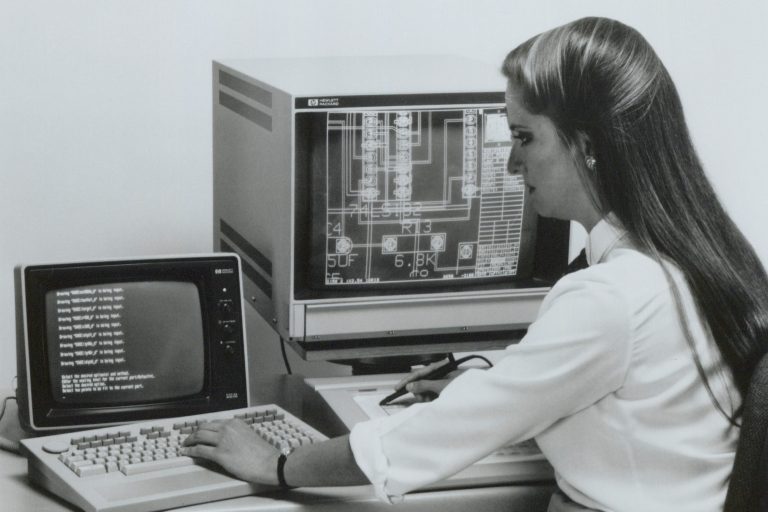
[575,130,594,160]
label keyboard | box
[20,404,327,512]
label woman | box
[182,17,768,511]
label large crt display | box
[213,56,570,361]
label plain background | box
[2,0,767,390]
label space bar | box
[120,456,195,475]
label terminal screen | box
[45,281,205,405]
[315,107,535,286]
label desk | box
[0,376,555,511]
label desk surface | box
[0,376,555,511]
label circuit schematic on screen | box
[324,108,526,285]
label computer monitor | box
[213,56,570,367]
[15,254,249,434]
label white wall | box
[2,0,767,388]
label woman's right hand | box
[394,360,465,402]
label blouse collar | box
[585,214,628,266]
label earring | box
[585,155,597,171]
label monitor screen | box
[296,106,560,296]
[46,281,204,405]
[16,254,249,433]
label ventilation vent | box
[219,219,273,298]
[220,240,272,299]
[219,91,272,132]
[219,70,272,108]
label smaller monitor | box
[15,254,249,434]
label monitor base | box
[334,354,448,375]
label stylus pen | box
[378,361,460,406]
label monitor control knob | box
[218,301,233,313]
[222,323,235,335]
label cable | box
[0,395,20,453]
[279,337,293,375]
[0,395,16,424]
[452,354,494,369]
[0,377,23,453]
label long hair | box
[502,17,768,420]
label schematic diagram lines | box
[323,107,526,285]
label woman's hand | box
[180,419,280,485]
[394,360,465,402]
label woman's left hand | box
[181,419,280,485]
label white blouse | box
[349,218,739,512]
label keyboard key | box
[120,455,194,475]
[60,453,82,464]
[76,464,107,477]
[69,459,94,472]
